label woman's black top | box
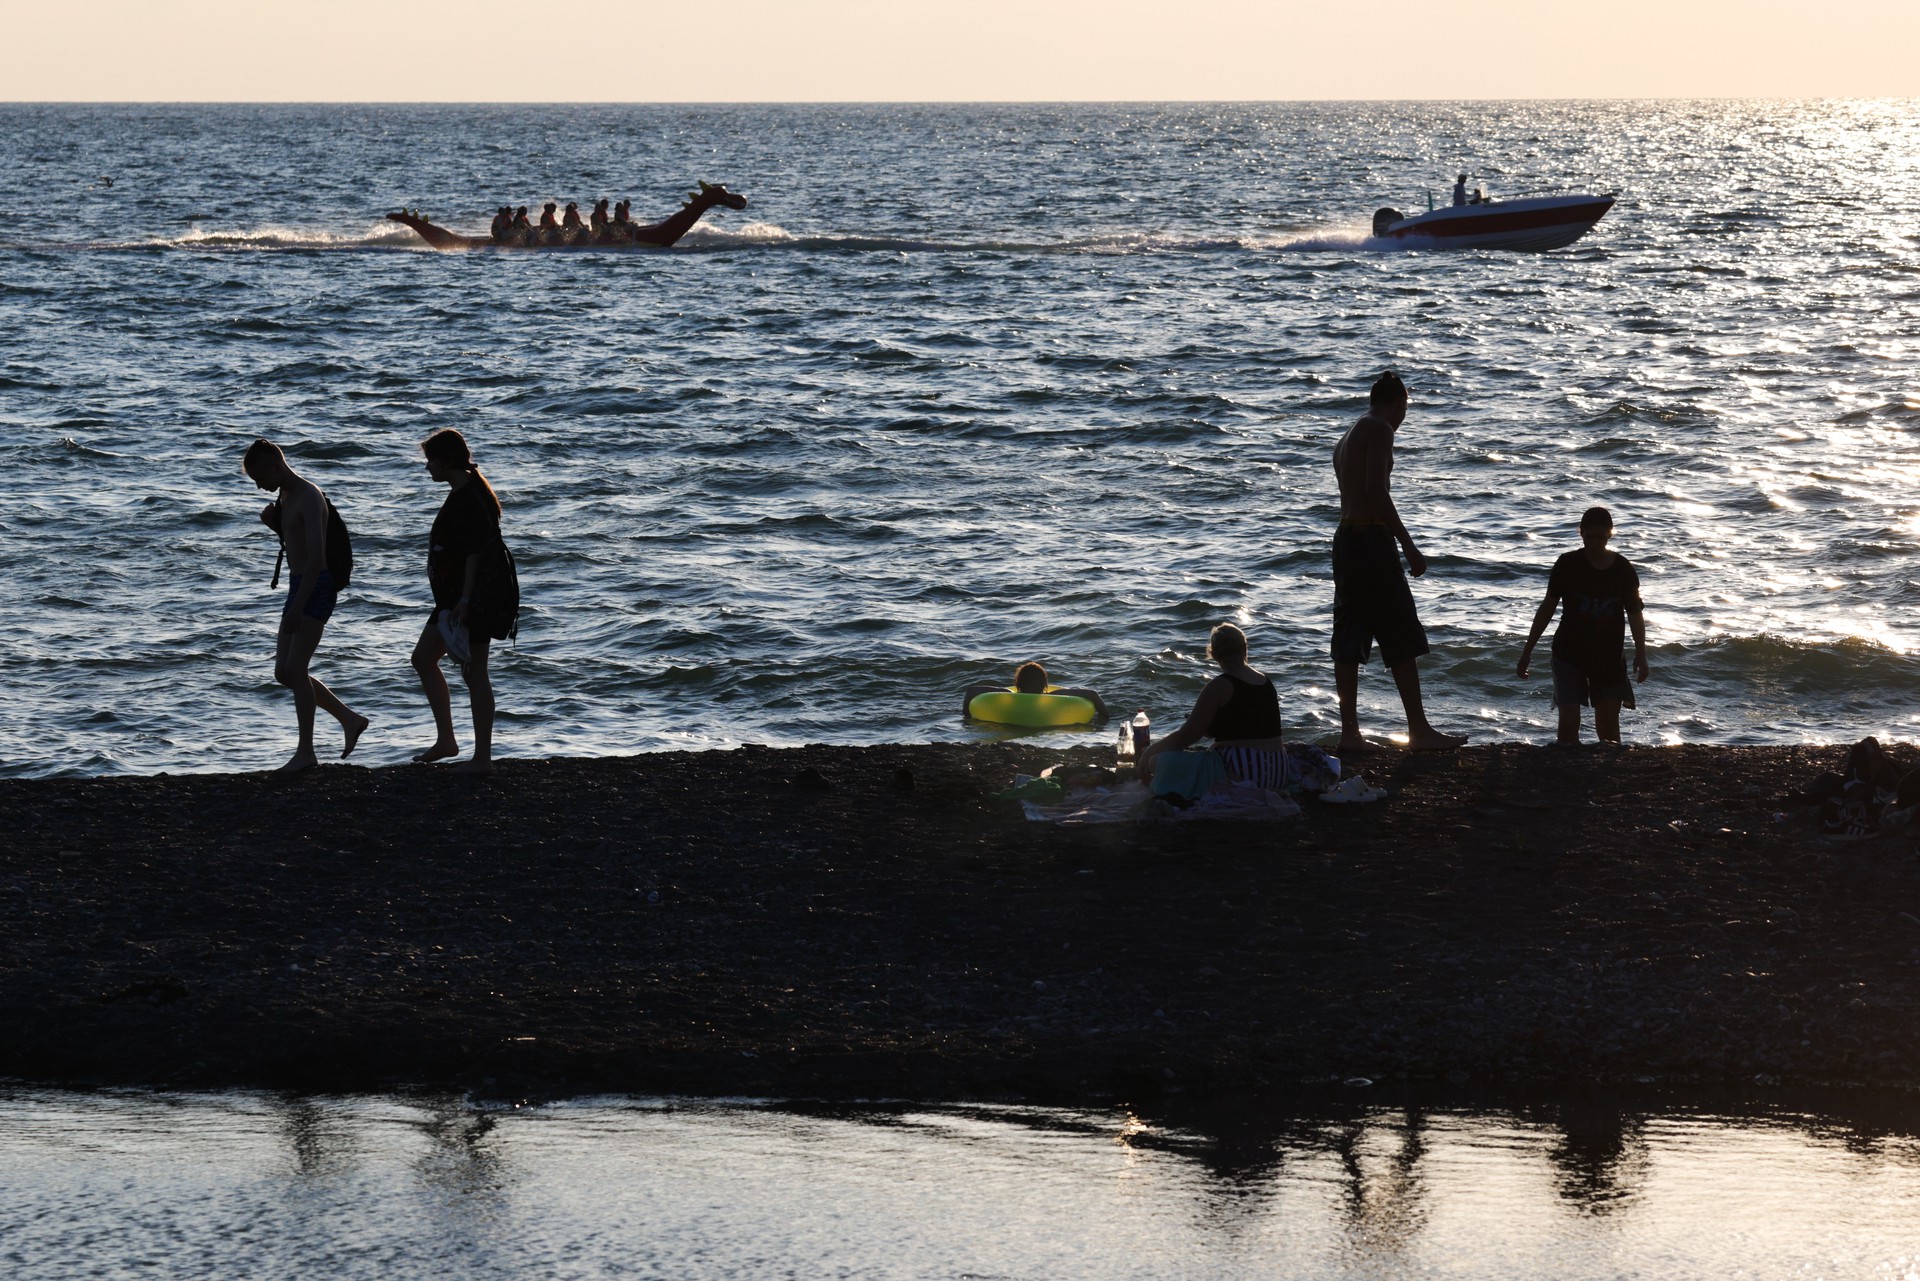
[1207,673,1281,741]
[428,483,500,610]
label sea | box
[3,101,1919,778]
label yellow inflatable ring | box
[967,688,1099,727]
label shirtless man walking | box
[1330,371,1467,753]
[243,439,368,773]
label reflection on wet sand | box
[1536,1098,1649,1215]
[1333,1108,1431,1254]
[3,1090,1919,1279]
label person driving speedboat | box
[1453,173,1469,207]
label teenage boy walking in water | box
[1516,506,1649,746]
[243,439,367,773]
[1330,371,1468,753]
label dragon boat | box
[388,181,747,251]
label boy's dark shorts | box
[284,570,337,625]
[1331,525,1429,667]
[1551,658,1635,709]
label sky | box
[4,0,1918,101]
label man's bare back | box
[1334,413,1400,529]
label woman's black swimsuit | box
[1207,673,1281,740]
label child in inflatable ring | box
[961,661,1108,720]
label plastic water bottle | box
[1131,710,1152,757]
[1116,720,1135,765]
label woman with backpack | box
[411,428,516,774]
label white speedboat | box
[1370,193,1616,252]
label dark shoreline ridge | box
[4,742,1917,1102]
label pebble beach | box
[6,741,1917,1101]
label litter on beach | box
[1014,776,1304,825]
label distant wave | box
[3,222,430,252]
[5,218,1402,256]
[680,219,1399,255]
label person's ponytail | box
[469,467,502,521]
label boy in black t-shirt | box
[1517,507,1649,746]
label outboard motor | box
[1372,207,1403,238]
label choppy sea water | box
[3,102,1919,778]
[3,1090,1920,1279]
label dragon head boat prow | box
[690,181,748,212]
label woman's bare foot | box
[1406,730,1469,752]
[341,715,370,759]
[1335,734,1373,756]
[412,741,459,764]
[447,758,493,776]
[275,748,318,775]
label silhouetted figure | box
[1331,371,1467,753]
[411,429,510,775]
[242,438,367,772]
[590,198,609,235]
[1452,173,1469,207]
[1517,506,1649,746]
[488,206,513,241]
[1137,623,1286,789]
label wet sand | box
[3,742,1916,1101]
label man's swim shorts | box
[285,570,338,625]
[1331,524,1429,667]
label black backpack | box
[470,539,520,641]
[266,497,354,589]
[324,499,354,588]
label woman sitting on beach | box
[411,428,506,774]
[1137,623,1286,789]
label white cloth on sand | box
[1022,779,1302,825]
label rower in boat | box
[537,202,560,244]
[489,206,513,241]
[590,198,610,237]
[562,202,583,236]
[611,200,632,241]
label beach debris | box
[1040,762,1118,789]
[1343,1076,1373,1088]
[788,766,832,791]
[1319,776,1387,805]
[993,775,1064,803]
